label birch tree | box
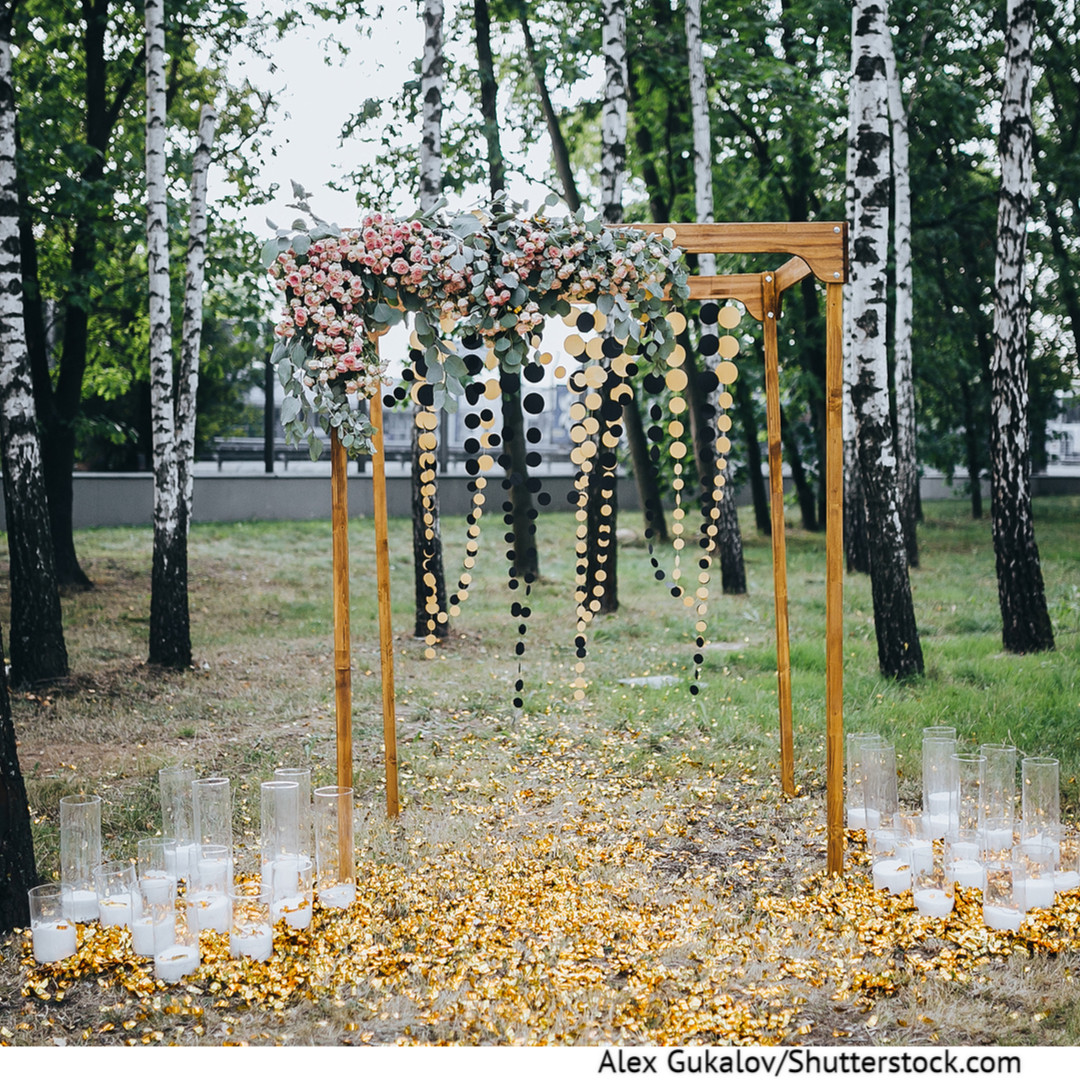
[849,0,923,678]
[883,28,918,568]
[989,0,1054,654]
[0,14,68,688]
[411,0,450,641]
[685,0,746,595]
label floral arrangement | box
[263,184,689,457]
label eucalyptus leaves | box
[264,186,689,457]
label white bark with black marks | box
[419,0,443,215]
[685,0,744,594]
[883,31,918,567]
[177,104,216,529]
[145,0,190,668]
[990,0,1054,653]
[850,0,922,677]
[600,0,627,224]
[0,32,68,687]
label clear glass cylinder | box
[947,836,986,891]
[1055,829,1080,893]
[923,725,957,740]
[864,741,899,833]
[983,860,1023,932]
[870,828,910,894]
[153,892,200,984]
[313,785,355,908]
[132,874,175,959]
[898,810,933,877]
[979,743,1017,850]
[94,859,137,928]
[137,837,178,905]
[230,880,274,961]
[845,732,886,829]
[1021,756,1060,850]
[922,735,958,839]
[274,767,312,856]
[29,883,77,963]
[261,780,301,879]
[269,854,314,930]
[59,794,102,922]
[1014,840,1056,912]
[951,752,986,839]
[158,764,196,879]
[193,776,232,851]
[186,843,232,933]
[913,847,955,917]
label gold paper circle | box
[718,336,739,359]
[666,311,687,335]
[665,369,688,392]
[718,305,740,329]
[716,360,738,384]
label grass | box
[1,496,1079,1046]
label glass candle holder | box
[922,734,958,839]
[131,875,175,958]
[29,884,77,964]
[261,780,301,878]
[94,859,137,928]
[1014,840,1056,912]
[845,733,886,829]
[193,776,232,851]
[952,752,986,839]
[864,741,899,833]
[979,743,1017,850]
[983,860,1023,932]
[870,828,911,895]
[154,902,200,984]
[313,785,355,908]
[59,794,102,922]
[186,843,232,934]
[137,837,178,905]
[1021,756,1060,851]
[158,764,197,880]
[230,881,274,962]
[898,811,933,877]
[1054,829,1080,893]
[269,854,314,931]
[274,767,312,856]
[947,836,986,891]
[913,848,955,918]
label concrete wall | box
[3,470,1077,531]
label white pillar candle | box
[983,903,1023,932]
[230,924,273,962]
[130,917,159,957]
[983,827,1013,852]
[98,895,132,928]
[903,839,934,875]
[32,920,77,964]
[173,843,197,881]
[154,943,200,983]
[1017,876,1055,911]
[951,859,986,889]
[69,888,99,923]
[271,895,312,930]
[139,872,176,905]
[951,840,980,862]
[1053,869,1080,892]
[847,807,882,830]
[186,892,230,933]
[914,887,954,917]
[317,883,355,909]
[872,858,911,894]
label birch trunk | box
[883,30,918,568]
[990,0,1054,654]
[177,104,216,530]
[0,30,68,688]
[145,0,190,669]
[850,0,923,678]
[586,0,630,615]
[413,0,449,640]
[843,27,870,574]
[686,0,745,595]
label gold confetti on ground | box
[8,715,1080,1045]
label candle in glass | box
[137,837,178,905]
[922,734,957,839]
[185,843,232,933]
[158,764,197,880]
[913,849,955,918]
[94,859,136,928]
[1054,830,1080,893]
[864,741,899,834]
[230,881,274,962]
[29,884,77,964]
[131,875,175,958]
[313,785,355,908]
[979,743,1017,856]
[59,794,102,922]
[870,828,911,895]
[983,860,1023,932]
[1013,841,1056,911]
[846,733,886,830]
[269,854,314,930]
[260,780,301,884]
[154,903,200,984]
[274,767,312,856]
[898,811,933,876]
[1021,756,1060,852]
[946,837,986,891]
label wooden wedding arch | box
[328,221,849,875]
